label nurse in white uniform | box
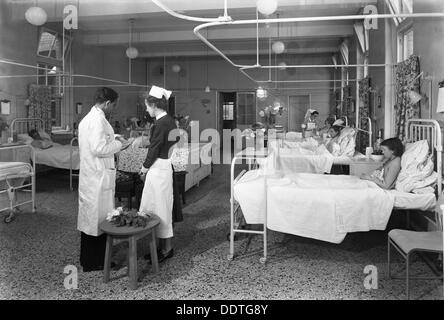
[77,87,130,272]
[139,85,178,262]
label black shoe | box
[157,249,174,263]
[144,249,174,263]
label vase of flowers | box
[258,102,285,132]
[106,207,153,228]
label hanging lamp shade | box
[205,85,211,93]
[172,64,181,73]
[25,7,47,26]
[126,47,139,59]
[257,0,278,16]
[272,41,285,54]
[256,87,268,99]
[278,62,287,70]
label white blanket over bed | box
[234,170,397,243]
[34,143,80,170]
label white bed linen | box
[268,140,362,174]
[0,162,31,180]
[34,143,80,170]
[233,170,434,244]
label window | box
[386,0,413,26]
[37,28,71,61]
[236,93,255,125]
[223,102,234,121]
[397,27,414,62]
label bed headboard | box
[10,118,45,140]
[406,119,443,197]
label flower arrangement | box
[106,207,153,228]
[258,102,285,130]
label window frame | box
[396,21,414,63]
[236,92,256,126]
[37,27,72,62]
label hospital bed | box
[0,144,36,223]
[229,119,442,263]
[10,118,79,189]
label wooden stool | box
[100,215,160,290]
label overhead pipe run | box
[152,0,444,84]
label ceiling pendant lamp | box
[126,19,138,59]
[172,64,181,73]
[256,87,268,99]
[272,13,285,54]
[204,30,211,93]
[25,6,47,26]
[257,0,278,16]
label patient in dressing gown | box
[360,138,404,190]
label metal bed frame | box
[229,119,443,264]
[10,118,78,190]
[0,144,36,223]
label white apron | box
[77,107,122,236]
[139,158,174,238]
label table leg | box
[149,231,159,273]
[104,235,113,283]
[129,236,138,290]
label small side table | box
[100,215,160,290]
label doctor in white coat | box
[77,87,130,272]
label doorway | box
[288,95,310,132]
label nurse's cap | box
[149,85,172,100]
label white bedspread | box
[34,143,80,170]
[234,170,395,243]
[0,162,31,180]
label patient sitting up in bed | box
[360,138,404,190]
[28,129,53,149]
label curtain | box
[342,85,353,122]
[394,55,421,142]
[28,84,52,133]
[358,77,372,154]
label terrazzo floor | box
[0,164,442,300]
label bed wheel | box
[259,257,267,264]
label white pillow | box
[17,133,33,145]
[396,140,436,193]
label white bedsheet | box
[34,143,80,170]
[0,162,31,180]
[233,170,434,244]
[268,140,360,174]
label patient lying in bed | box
[360,138,403,190]
[28,129,53,149]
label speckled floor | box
[0,164,442,300]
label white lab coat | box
[77,107,122,236]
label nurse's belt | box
[149,85,172,100]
